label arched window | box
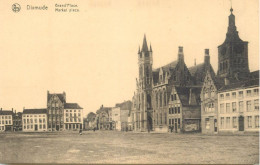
[160,92,162,107]
[164,91,167,106]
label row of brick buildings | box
[0,91,83,132]
[128,8,259,134]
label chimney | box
[63,91,66,103]
[204,49,210,65]
[0,108,2,111]
[12,108,13,112]
[224,77,230,85]
[178,46,184,61]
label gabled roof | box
[47,93,66,103]
[175,87,201,106]
[64,103,83,109]
[0,110,13,115]
[153,60,178,84]
[96,106,112,114]
[23,109,47,114]
[189,63,215,86]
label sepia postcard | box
[0,0,259,164]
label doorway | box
[214,119,217,132]
[239,116,244,131]
[35,125,38,131]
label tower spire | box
[138,45,140,54]
[150,43,152,52]
[141,34,148,52]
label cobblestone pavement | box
[0,131,258,164]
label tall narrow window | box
[160,93,162,107]
[232,102,237,112]
[248,116,252,128]
[164,92,167,106]
[165,113,167,124]
[221,117,224,129]
[255,116,259,128]
[254,99,259,111]
[226,117,230,128]
[226,103,230,113]
[247,101,252,111]
[232,117,237,128]
[220,104,224,113]
[239,101,244,112]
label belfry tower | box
[217,8,250,80]
[137,35,153,131]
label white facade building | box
[22,109,47,132]
[0,110,13,131]
[218,85,259,133]
[112,107,121,131]
[64,103,83,130]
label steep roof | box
[64,103,83,109]
[141,35,149,52]
[23,109,47,114]
[175,87,201,106]
[189,63,205,76]
[219,77,259,92]
[47,92,66,103]
[0,110,13,115]
[115,100,132,110]
[96,106,112,114]
[153,60,178,84]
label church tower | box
[137,35,153,131]
[217,8,250,80]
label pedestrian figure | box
[170,126,173,133]
[79,129,82,135]
[93,128,96,132]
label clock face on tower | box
[221,47,227,55]
[234,44,244,53]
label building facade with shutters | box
[22,109,47,132]
[64,103,83,130]
[218,75,259,133]
[0,109,13,132]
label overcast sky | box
[0,0,258,116]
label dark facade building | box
[96,105,112,130]
[47,91,66,131]
[13,111,23,131]
[84,112,96,130]
[131,35,214,132]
